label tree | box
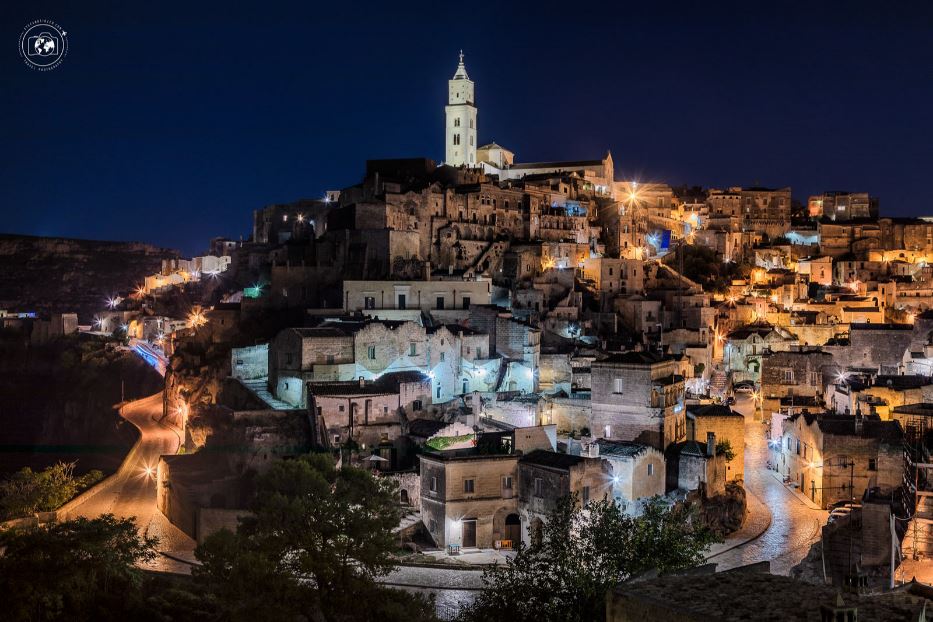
[194,453,437,621]
[0,514,157,621]
[0,461,103,520]
[459,496,716,622]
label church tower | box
[445,51,477,167]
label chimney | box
[707,432,716,458]
[359,376,365,388]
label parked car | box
[828,507,852,523]
[734,383,755,394]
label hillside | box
[0,234,179,322]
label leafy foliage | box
[664,244,751,294]
[0,514,157,621]
[425,433,475,451]
[459,496,717,622]
[716,439,736,462]
[194,453,437,621]
[0,461,103,520]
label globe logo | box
[19,20,68,71]
[30,33,59,56]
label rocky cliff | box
[0,234,178,322]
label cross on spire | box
[459,50,464,64]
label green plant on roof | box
[426,433,475,451]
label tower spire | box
[453,50,469,80]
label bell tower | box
[445,51,477,167]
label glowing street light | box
[106,296,119,309]
[187,307,208,329]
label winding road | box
[63,392,825,607]
[63,392,195,573]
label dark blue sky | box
[3,1,933,255]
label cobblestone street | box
[384,395,829,615]
[709,395,827,574]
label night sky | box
[3,1,933,255]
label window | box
[476,348,483,359]
[409,342,417,356]
[383,406,388,415]
[368,345,376,360]
[436,296,445,310]
[364,296,375,309]
[429,518,437,533]
[453,134,460,146]
[614,378,624,394]
[464,479,475,493]
[648,463,655,476]
[397,294,406,309]
[338,405,345,412]
[413,399,422,411]
[440,352,446,362]
[502,476,513,490]
[326,354,334,364]
[285,353,294,366]
[604,425,611,438]
[436,386,441,399]
[534,477,544,497]
[333,434,340,444]
[430,476,437,492]
[582,486,590,504]
[868,458,877,471]
[454,118,460,127]
[462,296,471,309]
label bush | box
[0,461,103,520]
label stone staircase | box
[240,378,294,410]
[395,506,423,537]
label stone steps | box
[241,378,293,410]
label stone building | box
[686,404,745,482]
[596,439,666,513]
[342,278,492,313]
[809,191,878,221]
[269,318,493,407]
[418,426,555,549]
[779,412,905,508]
[706,186,792,238]
[760,349,836,416]
[445,52,477,167]
[307,371,432,451]
[724,323,797,383]
[518,449,611,535]
[824,323,913,374]
[665,432,728,495]
[590,352,686,450]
